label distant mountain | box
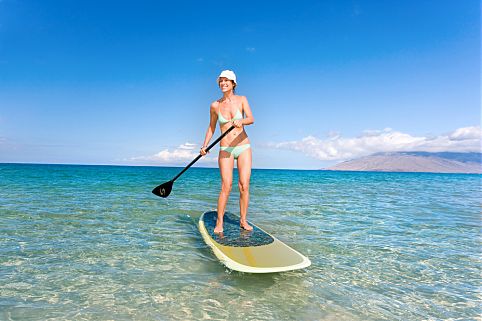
[326,152,482,174]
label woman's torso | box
[216,96,250,147]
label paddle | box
[152,125,235,198]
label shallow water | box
[0,164,480,320]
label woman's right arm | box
[200,103,218,155]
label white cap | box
[217,70,237,85]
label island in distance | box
[326,152,482,174]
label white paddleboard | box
[199,211,311,273]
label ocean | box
[0,163,480,320]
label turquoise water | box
[0,163,480,320]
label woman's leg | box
[237,147,252,230]
[215,151,234,233]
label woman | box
[200,70,255,234]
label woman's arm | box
[200,103,218,154]
[240,96,254,126]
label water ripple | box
[0,164,480,320]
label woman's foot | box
[240,220,253,231]
[214,223,224,234]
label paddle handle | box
[171,125,235,182]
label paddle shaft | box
[171,125,235,182]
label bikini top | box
[218,107,243,125]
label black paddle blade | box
[152,180,173,198]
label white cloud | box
[449,126,482,141]
[271,126,482,161]
[246,47,256,53]
[130,142,217,165]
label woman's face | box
[218,77,235,92]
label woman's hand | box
[200,146,208,156]
[232,119,243,128]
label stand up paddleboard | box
[199,211,311,273]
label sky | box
[0,0,480,169]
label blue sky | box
[0,0,480,169]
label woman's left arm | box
[241,96,254,126]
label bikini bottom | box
[220,144,251,160]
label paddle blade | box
[152,180,173,198]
